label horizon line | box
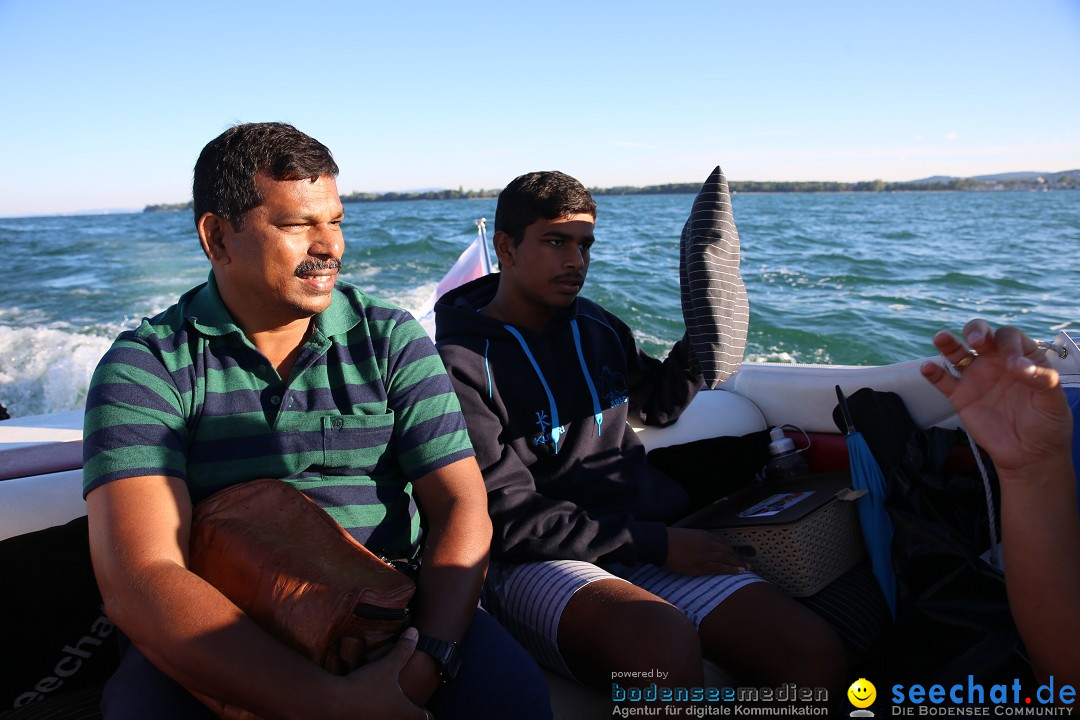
[5,168,1078,220]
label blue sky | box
[1,0,1078,217]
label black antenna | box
[835,385,855,435]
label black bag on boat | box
[834,388,1033,685]
[646,429,770,510]
[0,516,120,714]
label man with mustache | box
[82,123,549,720]
[434,172,843,694]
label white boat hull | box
[0,355,959,542]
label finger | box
[931,330,977,369]
[931,329,963,356]
[707,551,749,572]
[701,560,751,574]
[713,543,748,564]
[993,325,1046,366]
[921,359,958,397]
[700,537,748,564]
[700,540,750,569]
[1007,355,1061,391]
[382,626,420,673]
[689,528,729,549]
[961,318,994,353]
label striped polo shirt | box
[82,274,474,558]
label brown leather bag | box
[188,478,416,719]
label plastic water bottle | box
[764,426,810,481]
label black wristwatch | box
[416,635,462,684]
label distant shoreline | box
[142,172,1078,212]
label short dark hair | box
[494,171,597,245]
[192,122,339,230]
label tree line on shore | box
[143,174,1077,212]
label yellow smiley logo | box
[847,678,876,709]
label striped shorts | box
[480,559,764,678]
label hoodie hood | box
[434,273,579,341]
[434,273,502,340]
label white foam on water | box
[386,282,439,320]
[0,325,114,418]
[629,331,668,349]
[745,347,832,365]
[745,350,800,364]
[340,265,380,281]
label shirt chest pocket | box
[321,412,396,473]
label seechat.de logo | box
[890,675,1076,714]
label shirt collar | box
[183,273,243,337]
[314,281,363,338]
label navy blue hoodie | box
[434,274,702,567]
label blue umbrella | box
[836,385,898,618]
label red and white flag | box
[415,218,493,337]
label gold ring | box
[953,351,976,371]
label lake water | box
[1,191,1077,418]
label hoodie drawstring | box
[483,339,493,400]
[570,319,603,437]
[503,325,563,453]
[502,321,604,454]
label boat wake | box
[0,326,114,417]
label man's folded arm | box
[86,474,425,720]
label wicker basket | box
[678,474,867,597]
[711,496,865,596]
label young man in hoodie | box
[434,171,845,691]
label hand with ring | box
[920,318,1071,473]
[923,322,1080,686]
